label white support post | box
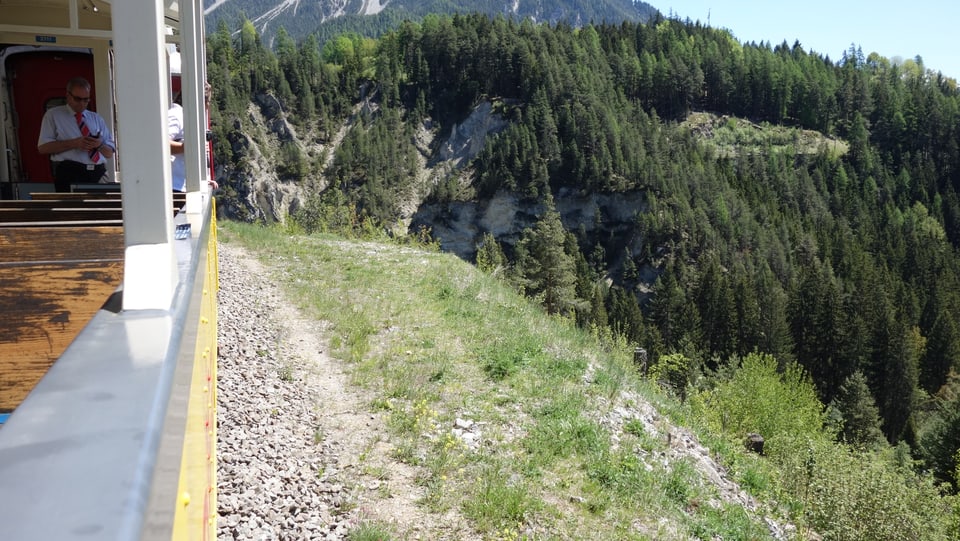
[180,0,206,212]
[112,0,178,311]
[69,0,79,30]
[91,41,116,183]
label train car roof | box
[0,0,182,31]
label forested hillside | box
[206,11,960,520]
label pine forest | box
[206,12,960,536]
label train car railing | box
[0,195,218,541]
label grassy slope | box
[220,221,790,540]
[682,112,849,159]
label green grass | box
[683,111,849,159]
[347,520,395,541]
[218,221,783,538]
[218,221,842,540]
[462,465,543,534]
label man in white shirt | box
[37,77,116,192]
[168,98,187,193]
[168,88,217,193]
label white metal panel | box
[113,0,178,310]
[91,40,116,182]
[179,0,206,201]
[0,310,176,541]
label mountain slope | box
[218,221,804,540]
[203,0,658,45]
[206,15,960,533]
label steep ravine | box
[218,95,652,265]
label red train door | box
[6,50,95,183]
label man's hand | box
[79,135,101,151]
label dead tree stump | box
[745,433,765,455]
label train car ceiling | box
[0,1,182,31]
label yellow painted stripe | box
[172,206,219,540]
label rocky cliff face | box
[410,189,648,261]
[219,94,649,265]
[217,93,319,223]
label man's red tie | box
[75,111,101,164]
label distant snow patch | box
[251,0,300,34]
[364,0,386,15]
[204,0,230,15]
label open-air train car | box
[0,1,219,539]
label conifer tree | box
[475,232,506,274]
[920,288,960,394]
[695,253,736,362]
[789,257,850,403]
[648,262,685,351]
[514,195,579,316]
[830,371,886,449]
[755,262,794,364]
[571,239,602,329]
[588,285,609,332]
[607,286,644,344]
[622,248,638,282]
[732,264,762,357]
[868,304,922,444]
[919,392,960,489]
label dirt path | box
[217,240,475,540]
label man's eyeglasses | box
[69,92,91,103]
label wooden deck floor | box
[0,224,124,412]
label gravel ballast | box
[216,241,363,540]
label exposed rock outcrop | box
[218,93,314,223]
[220,97,646,269]
[411,188,648,261]
[438,101,508,167]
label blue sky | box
[659,2,960,80]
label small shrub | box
[738,464,770,495]
[524,407,606,460]
[623,418,646,437]
[649,352,692,400]
[692,352,829,457]
[291,188,361,235]
[463,468,541,534]
[663,459,696,505]
[586,449,652,497]
[690,503,771,540]
[347,520,393,541]
[480,338,542,381]
[795,442,954,541]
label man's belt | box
[59,160,105,171]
